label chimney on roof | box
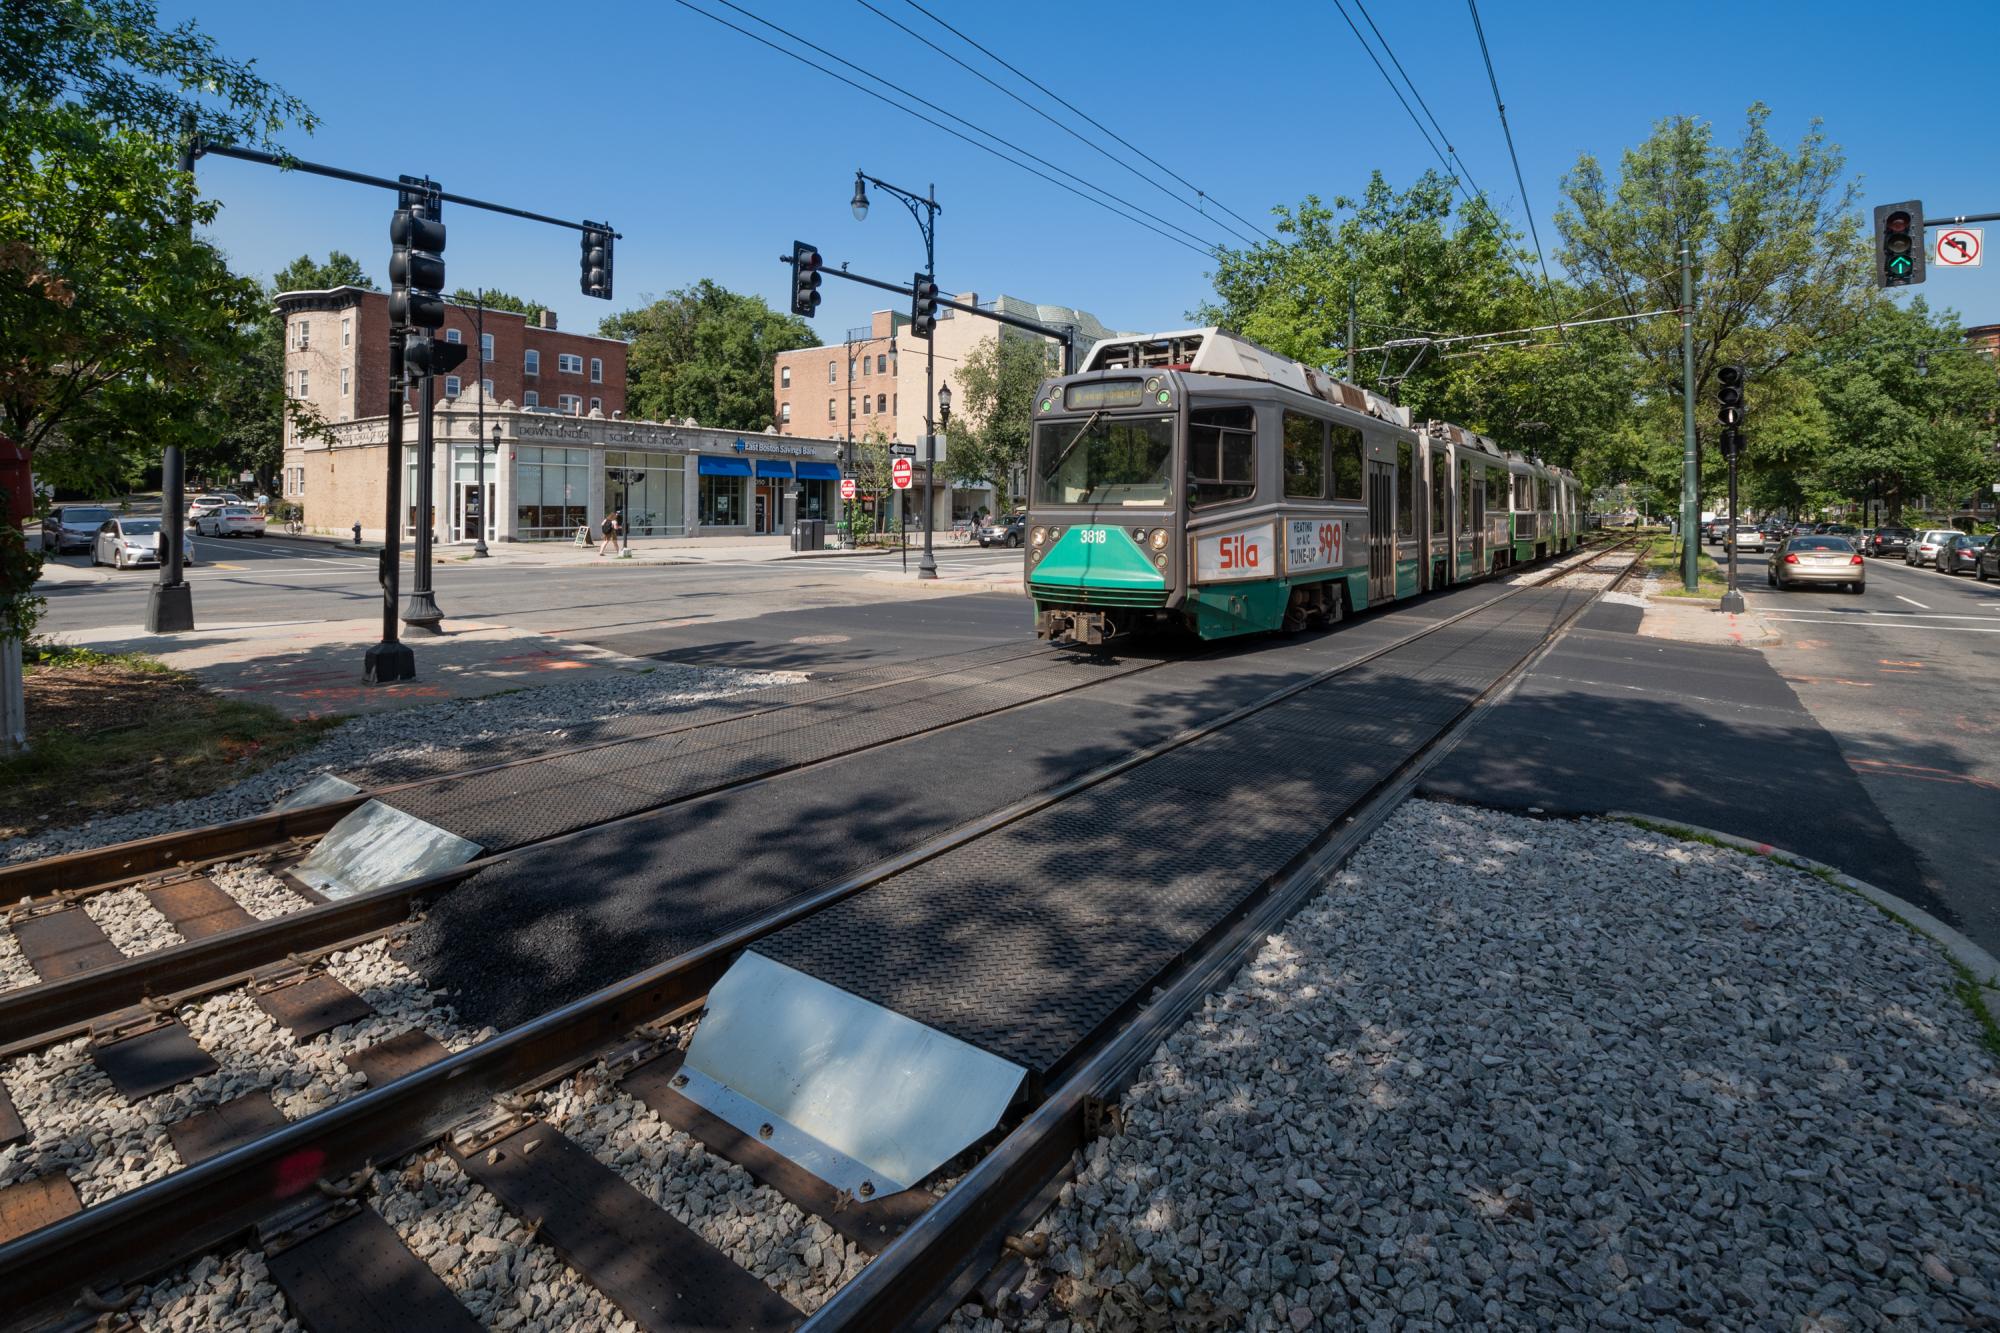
[538,308,558,331]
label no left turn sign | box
[1936,228,1982,267]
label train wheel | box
[1314,583,1347,629]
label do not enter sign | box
[891,457,914,490]
[839,477,856,500]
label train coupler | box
[1037,608,1118,646]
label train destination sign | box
[1064,379,1146,411]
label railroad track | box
[0,539,1638,1332]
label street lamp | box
[474,420,497,557]
[853,168,941,581]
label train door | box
[1428,445,1449,589]
[1469,465,1485,570]
[1366,458,1394,603]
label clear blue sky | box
[173,0,2000,345]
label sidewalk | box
[263,530,914,566]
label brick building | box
[273,286,629,501]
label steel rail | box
[803,541,1642,1330]
[0,543,1621,1323]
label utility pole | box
[1346,278,1358,383]
[1680,242,1699,593]
[146,110,199,634]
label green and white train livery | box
[1024,328,1582,645]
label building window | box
[482,379,495,397]
[340,366,350,397]
[848,397,856,418]
[827,399,836,420]
[297,368,309,397]
[445,328,461,344]
[781,366,792,389]
[877,354,886,374]
[590,396,602,414]
[848,358,856,380]
[341,317,351,347]
[558,393,582,414]
[876,393,886,413]
[445,375,461,398]
[699,474,747,526]
[481,332,494,362]
[862,357,870,377]
[892,393,897,415]
[524,390,539,408]
[604,450,687,537]
[525,348,540,376]
[294,320,310,350]
[515,445,590,539]
[285,370,294,397]
[589,357,602,384]
[558,353,584,374]
[827,361,836,383]
[779,402,791,424]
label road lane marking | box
[1763,617,2000,633]
[1894,595,1930,609]
[1850,758,2000,793]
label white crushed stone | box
[538,1074,866,1313]
[0,920,39,991]
[0,663,796,866]
[80,886,185,956]
[0,937,487,1205]
[126,1245,299,1333]
[210,859,313,919]
[373,1149,636,1332]
[951,801,2000,1332]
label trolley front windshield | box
[1032,413,1176,506]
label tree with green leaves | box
[450,288,544,319]
[277,251,373,294]
[600,281,818,429]
[950,331,1054,505]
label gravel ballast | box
[952,801,2000,1332]
[0,662,792,866]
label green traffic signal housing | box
[911,273,938,339]
[1873,200,1926,288]
[790,241,822,318]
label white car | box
[91,518,196,570]
[1905,530,1957,568]
[1726,525,1766,553]
[196,504,267,537]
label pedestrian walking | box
[598,509,621,557]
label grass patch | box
[2,645,341,841]
[1637,536,1739,599]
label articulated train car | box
[1023,328,1582,644]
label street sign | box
[888,443,917,458]
[839,477,856,500]
[891,457,914,490]
[1937,228,1983,267]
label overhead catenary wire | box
[1351,0,1486,205]
[853,0,1266,250]
[1465,0,1564,331]
[669,0,1224,259]
[1329,0,1478,210]
[898,0,1278,245]
[1348,305,1681,356]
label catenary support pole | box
[146,114,197,634]
[1680,243,1699,592]
[919,182,938,582]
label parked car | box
[1867,527,1913,558]
[1976,537,2000,583]
[1935,533,1991,575]
[1905,530,1958,567]
[195,504,267,538]
[187,493,243,523]
[1768,535,1864,593]
[1703,518,1734,544]
[91,517,196,570]
[977,513,1026,548]
[1726,525,1767,553]
[40,504,116,554]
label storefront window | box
[699,474,747,526]
[797,479,831,519]
[604,450,687,537]
[516,445,589,539]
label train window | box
[1282,412,1324,499]
[1329,425,1363,500]
[1188,406,1256,506]
[1430,451,1448,531]
[1458,459,1473,526]
[1486,465,1505,509]
[1395,441,1414,536]
[1032,414,1176,506]
[1537,477,1550,510]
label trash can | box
[804,519,826,551]
[789,523,805,552]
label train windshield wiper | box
[1045,410,1102,480]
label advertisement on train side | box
[1193,521,1276,583]
[1284,517,1344,574]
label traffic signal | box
[790,241,822,317]
[1716,364,1747,428]
[404,335,469,380]
[1873,201,1926,288]
[911,273,938,339]
[580,225,614,300]
[390,202,447,330]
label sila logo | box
[1218,533,1260,570]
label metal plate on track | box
[145,878,254,941]
[12,907,123,981]
[92,1020,218,1099]
[255,972,375,1039]
[292,799,482,901]
[166,1090,287,1165]
[623,1051,935,1254]
[455,1121,801,1332]
[0,1173,80,1245]
[345,1029,449,1089]
[264,1203,482,1333]
[274,772,363,811]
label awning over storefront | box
[697,455,753,477]
[795,462,841,481]
[754,460,794,478]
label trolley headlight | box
[1129,527,1149,545]
[1031,526,1046,547]
[1149,529,1168,552]
[1154,553,1167,569]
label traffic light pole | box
[1679,243,1699,593]
[365,329,416,683]
[1720,433,1745,615]
[146,118,198,634]
[403,371,443,632]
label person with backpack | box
[598,509,621,557]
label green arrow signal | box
[1888,254,1912,275]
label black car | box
[41,504,116,554]
[1867,527,1914,558]
[1976,537,2000,583]
[1936,533,1991,575]
[977,513,1026,548]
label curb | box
[1604,811,2000,1006]
[264,531,381,554]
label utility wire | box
[899,0,1278,245]
[853,0,1265,249]
[1329,0,1475,209]
[1352,0,1486,204]
[669,0,1223,258]
[1466,0,1563,329]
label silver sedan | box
[91,518,196,570]
[1767,535,1863,593]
